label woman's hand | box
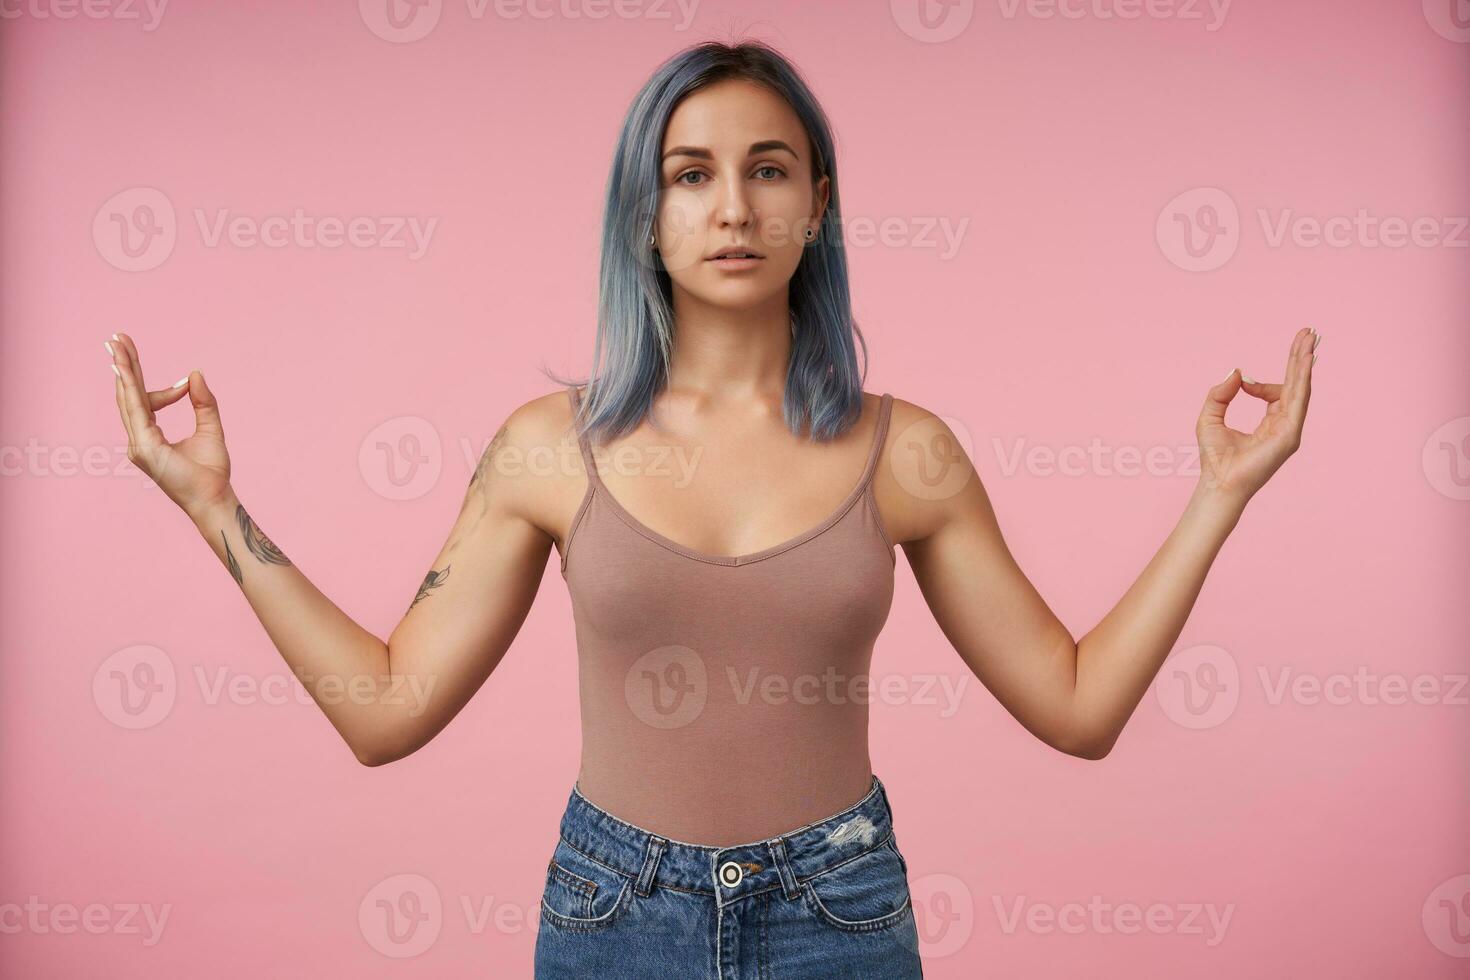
[1196,326,1318,503]
[106,332,233,521]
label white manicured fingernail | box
[1243,374,1256,383]
[111,364,121,378]
[1312,353,1317,365]
[173,375,189,388]
[111,333,120,341]
[1311,332,1321,352]
[104,341,115,357]
[1223,368,1235,383]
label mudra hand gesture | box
[106,332,232,522]
[1197,326,1318,501]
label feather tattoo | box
[236,506,291,566]
[410,565,450,610]
[221,529,243,585]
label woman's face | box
[653,78,829,311]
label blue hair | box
[543,39,870,445]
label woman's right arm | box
[108,333,562,767]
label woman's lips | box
[706,256,763,270]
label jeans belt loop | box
[635,836,666,898]
[766,836,800,900]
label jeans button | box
[716,860,744,888]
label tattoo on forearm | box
[222,530,243,585]
[217,506,289,587]
[236,506,291,566]
[410,565,450,610]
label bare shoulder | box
[872,394,989,548]
[496,385,581,449]
[470,387,587,545]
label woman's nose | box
[715,178,755,228]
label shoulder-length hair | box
[544,39,870,445]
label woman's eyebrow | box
[661,140,800,162]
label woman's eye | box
[674,167,783,186]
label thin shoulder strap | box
[566,385,602,488]
[858,392,893,487]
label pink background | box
[3,0,1468,976]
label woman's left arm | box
[889,327,1317,759]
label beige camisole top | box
[558,386,897,845]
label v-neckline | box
[579,392,892,568]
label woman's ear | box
[813,173,830,223]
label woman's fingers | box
[113,332,148,395]
[185,368,224,439]
[107,334,193,415]
[112,340,156,437]
[107,342,137,441]
[1239,376,1284,403]
[1241,329,1315,413]
[1199,368,1240,426]
[1290,329,1316,423]
[1276,329,1301,424]
[1271,328,1315,449]
[147,378,192,413]
[107,335,170,465]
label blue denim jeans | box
[534,773,924,978]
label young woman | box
[105,40,1315,980]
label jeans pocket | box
[800,833,915,934]
[539,838,633,932]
